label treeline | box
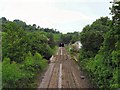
[1,17,60,88]
[78,1,120,88]
[60,32,80,44]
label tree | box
[78,1,120,88]
[80,17,111,58]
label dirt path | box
[38,47,91,88]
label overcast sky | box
[0,0,112,33]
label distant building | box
[114,0,120,3]
[70,41,82,52]
[74,41,82,49]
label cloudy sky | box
[0,0,112,33]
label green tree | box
[78,1,120,88]
[79,17,111,58]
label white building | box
[114,0,120,3]
[74,41,82,49]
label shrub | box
[2,58,23,88]
[2,52,48,88]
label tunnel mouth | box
[59,43,64,47]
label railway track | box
[38,47,91,88]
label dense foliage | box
[1,1,120,89]
[2,53,48,88]
[60,32,80,45]
[1,18,60,88]
[78,1,120,88]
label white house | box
[114,0,120,3]
[70,41,82,52]
[74,41,82,49]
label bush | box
[34,52,48,71]
[2,58,23,88]
[2,52,48,88]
